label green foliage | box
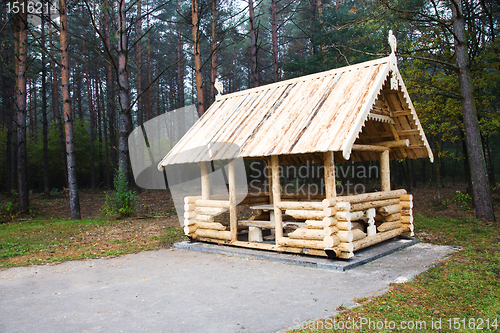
[0,190,19,223]
[101,163,138,217]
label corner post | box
[270,155,283,241]
[324,151,336,199]
[380,149,390,191]
[228,159,237,242]
[200,161,210,199]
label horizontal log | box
[323,226,339,236]
[322,217,338,227]
[400,194,413,201]
[352,228,402,252]
[335,211,351,222]
[351,144,390,152]
[196,214,215,223]
[196,222,227,231]
[336,221,352,231]
[240,197,270,205]
[401,215,413,224]
[378,204,402,216]
[184,218,198,226]
[323,207,337,217]
[322,189,407,207]
[305,220,326,229]
[337,230,353,242]
[379,139,410,148]
[184,211,197,219]
[277,237,327,250]
[377,221,403,232]
[194,228,231,241]
[195,207,227,216]
[337,251,354,259]
[239,220,274,229]
[288,228,326,240]
[401,224,414,233]
[322,235,341,248]
[190,236,229,245]
[352,229,367,241]
[337,242,354,253]
[184,225,197,235]
[350,211,365,221]
[184,203,196,211]
[195,199,231,208]
[184,196,202,204]
[275,201,324,210]
[334,202,351,211]
[401,208,412,216]
[400,201,413,209]
[281,193,325,200]
[285,209,324,220]
[350,198,400,211]
[375,213,401,222]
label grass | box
[0,217,185,268]
[286,214,500,332]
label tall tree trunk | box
[117,0,132,178]
[450,0,495,221]
[147,15,152,120]
[14,1,29,212]
[481,134,495,186]
[249,0,258,87]
[271,0,279,82]
[60,0,81,220]
[192,0,204,116]
[3,1,14,191]
[104,0,117,174]
[50,26,68,188]
[435,139,442,203]
[83,28,95,190]
[136,0,142,126]
[176,0,185,108]
[209,0,217,104]
[41,15,50,196]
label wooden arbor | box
[160,32,432,259]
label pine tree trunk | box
[136,0,142,126]
[41,16,50,196]
[117,0,132,178]
[147,15,152,121]
[104,0,117,174]
[50,26,68,188]
[2,1,14,191]
[60,0,81,219]
[451,0,495,221]
[176,0,185,109]
[192,0,204,117]
[249,0,258,87]
[14,2,29,212]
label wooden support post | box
[228,159,237,242]
[380,149,390,192]
[324,151,336,199]
[265,159,273,204]
[200,161,210,200]
[270,155,283,241]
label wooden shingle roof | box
[159,41,433,169]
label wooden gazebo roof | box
[159,35,433,169]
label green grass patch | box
[0,217,185,268]
[287,214,500,332]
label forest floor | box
[1,184,499,268]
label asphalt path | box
[0,243,457,333]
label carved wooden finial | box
[215,78,223,99]
[388,30,397,54]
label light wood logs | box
[288,228,325,240]
[184,203,196,211]
[337,230,353,242]
[323,226,339,236]
[401,215,413,224]
[375,213,401,222]
[195,207,226,216]
[275,201,324,210]
[195,199,231,208]
[352,228,403,251]
[194,228,231,240]
[350,198,400,211]
[337,242,354,253]
[336,221,352,231]
[322,189,407,207]
[322,217,338,227]
[277,237,328,250]
[196,214,215,222]
[380,150,390,192]
[377,221,403,232]
[352,229,367,241]
[324,150,336,198]
[271,155,283,240]
[305,220,325,229]
[285,209,325,220]
[322,235,341,248]
[200,161,210,200]
[378,204,402,216]
[196,222,227,230]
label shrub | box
[101,163,138,217]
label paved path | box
[0,243,457,333]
